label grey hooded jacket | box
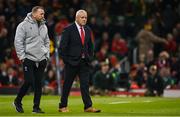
[14,13,50,62]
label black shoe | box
[32,108,45,113]
[12,101,24,113]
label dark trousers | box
[59,59,92,109]
[15,58,47,109]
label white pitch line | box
[109,101,131,104]
[109,100,153,104]
[143,100,152,103]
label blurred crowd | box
[0,0,180,96]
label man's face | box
[33,9,45,21]
[76,12,87,26]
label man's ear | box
[32,13,36,19]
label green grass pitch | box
[0,95,180,116]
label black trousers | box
[59,59,92,109]
[15,58,47,109]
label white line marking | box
[109,100,153,104]
[109,101,131,104]
[143,100,152,103]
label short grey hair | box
[75,10,87,18]
[32,6,44,13]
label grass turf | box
[0,95,180,116]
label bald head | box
[75,10,87,26]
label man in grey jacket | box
[13,6,50,113]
